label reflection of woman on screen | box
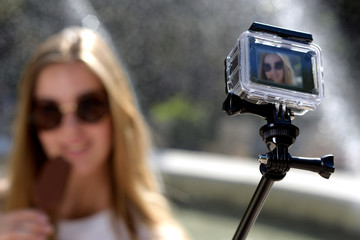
[259,53,294,85]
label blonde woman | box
[259,52,295,85]
[0,27,186,240]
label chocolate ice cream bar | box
[33,156,71,216]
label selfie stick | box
[223,23,335,240]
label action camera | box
[225,22,324,115]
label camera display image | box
[249,43,316,94]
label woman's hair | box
[259,52,295,85]
[4,27,178,238]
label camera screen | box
[249,42,316,94]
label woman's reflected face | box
[263,54,284,84]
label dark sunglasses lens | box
[77,96,108,123]
[263,63,271,72]
[275,61,283,70]
[32,102,62,130]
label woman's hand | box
[0,209,53,240]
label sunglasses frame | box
[31,91,109,131]
[263,61,284,72]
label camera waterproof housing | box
[225,22,324,115]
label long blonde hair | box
[5,27,179,239]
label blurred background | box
[0,0,359,239]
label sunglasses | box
[263,61,284,72]
[31,91,109,130]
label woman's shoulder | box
[130,207,188,240]
[154,223,189,240]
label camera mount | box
[223,93,335,240]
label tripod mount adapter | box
[223,92,334,181]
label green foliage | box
[150,95,208,150]
[150,95,205,124]
[0,0,23,21]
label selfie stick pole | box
[223,93,335,240]
[232,176,273,239]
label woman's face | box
[263,54,284,84]
[34,62,112,176]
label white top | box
[58,210,140,240]
[58,209,183,240]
